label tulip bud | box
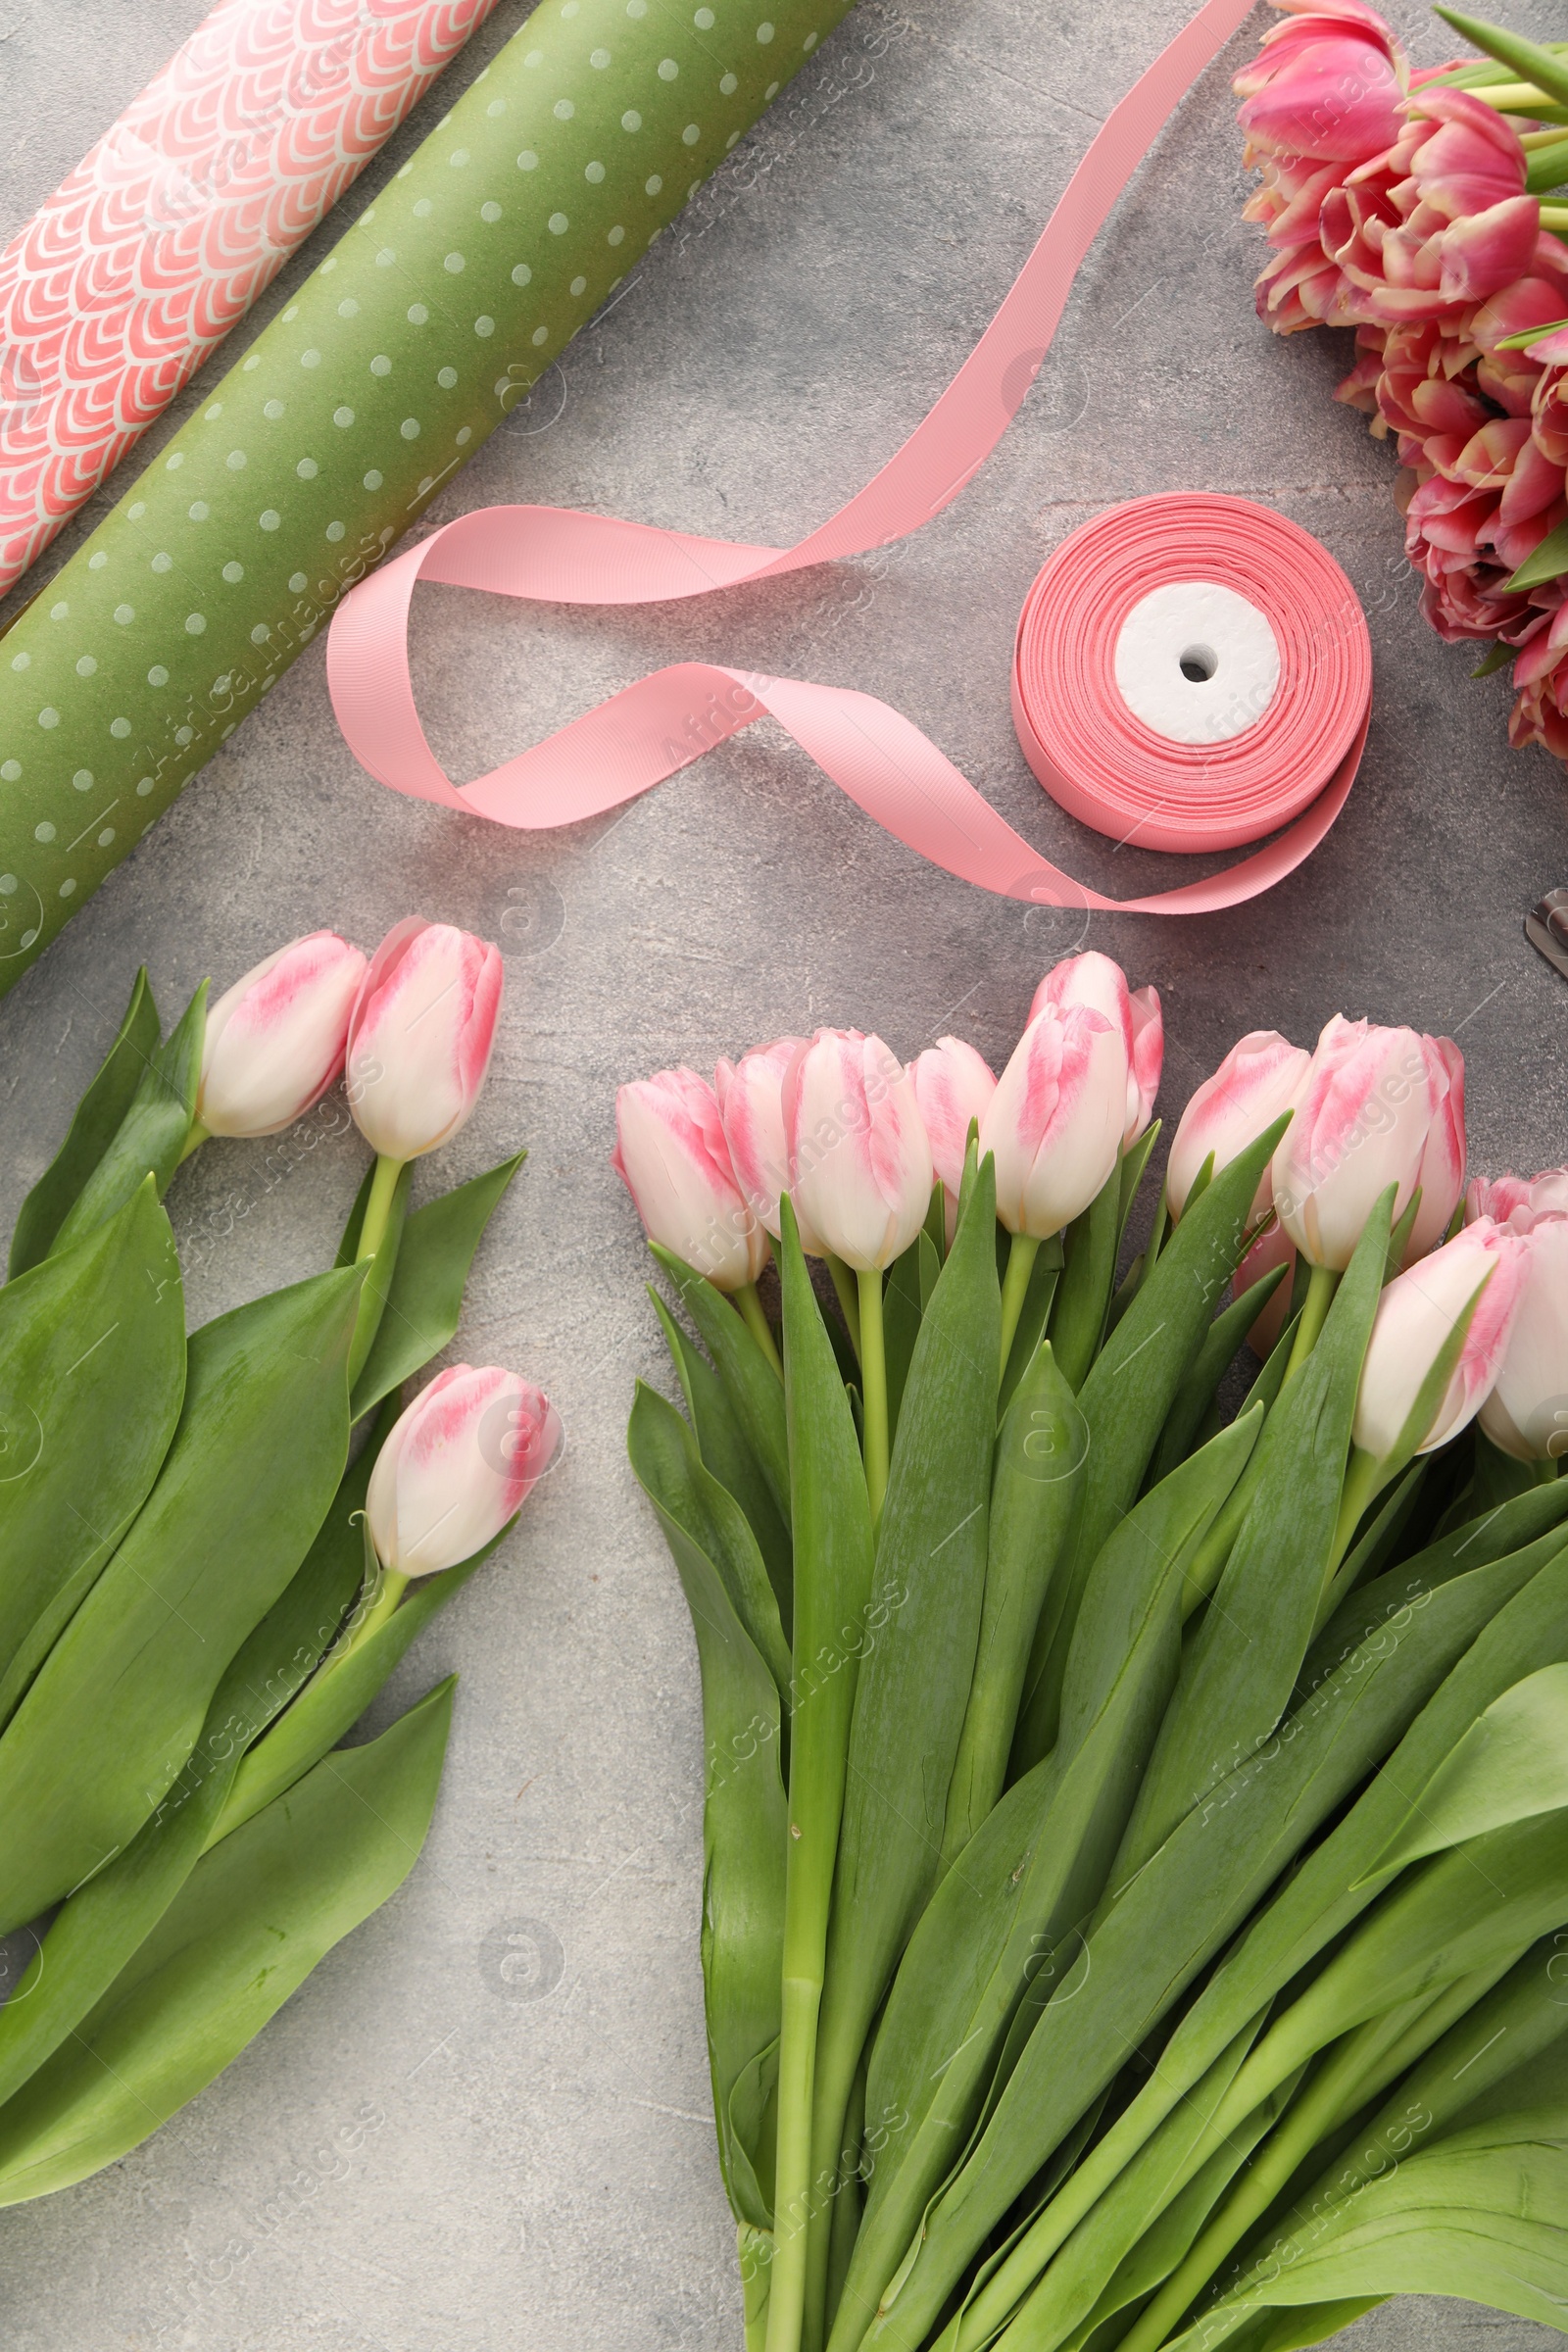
[1273,1016,1465,1271]
[1167,1030,1312,1222]
[1030,952,1160,1146]
[1352,1219,1527,1461]
[714,1037,823,1252]
[784,1029,933,1272]
[197,930,368,1139]
[910,1037,997,1241]
[366,1363,561,1578]
[1466,1168,1568,1231]
[347,918,503,1161]
[613,1065,767,1292]
[980,1005,1125,1242]
[1478,1209,1568,1462]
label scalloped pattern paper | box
[0,0,502,595]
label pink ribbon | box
[328,0,1371,914]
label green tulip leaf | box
[1012,1114,1291,1771]
[653,1243,790,1530]
[7,966,161,1278]
[650,1290,792,1642]
[348,1150,526,1420]
[1050,1159,1124,1394]
[1167,2115,1568,2351]
[1146,1263,1288,1493]
[807,1153,1003,2326]
[840,1408,1263,2339]
[941,1339,1085,1864]
[1435,6,1568,111]
[629,1381,791,1712]
[628,1377,788,2232]
[858,1523,1561,2352]
[1114,1194,1394,1881]
[0,1677,454,2209]
[0,1446,370,2112]
[1367,1663,1568,1879]
[50,982,207,1257]
[212,1539,499,1847]
[0,1261,361,1935]
[0,1177,186,1732]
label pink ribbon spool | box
[1011,493,1371,858]
[328,0,1374,917]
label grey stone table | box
[0,0,1564,2344]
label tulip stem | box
[358,1152,407,1265]
[998,1232,1041,1383]
[1284,1262,1339,1382]
[177,1118,210,1165]
[317,1546,409,1693]
[1327,1445,1386,1581]
[825,1253,862,1363]
[858,1269,890,1527]
[736,1282,784,1380]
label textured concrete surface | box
[2,0,1568,2345]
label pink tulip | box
[1466,1168,1568,1232]
[367,1363,560,1578]
[197,930,368,1139]
[1166,1030,1312,1222]
[613,1066,766,1292]
[1352,1218,1527,1459]
[910,1037,998,1240]
[713,1037,821,1250]
[1234,0,1409,168]
[1029,952,1158,1145]
[1405,1037,1465,1258]
[980,1005,1125,1242]
[1126,989,1164,1143]
[346,918,503,1161]
[1272,1016,1464,1270]
[784,1029,933,1272]
[1478,1215,1568,1462]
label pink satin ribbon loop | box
[329,0,1372,916]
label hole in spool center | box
[1179,644,1218,684]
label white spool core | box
[1112,580,1281,745]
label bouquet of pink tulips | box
[1235,0,1568,759]
[617,951,1568,2352]
[0,914,557,2209]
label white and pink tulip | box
[197,929,368,1139]
[1030,952,1160,1146]
[1352,1217,1528,1461]
[1465,1171,1568,1463]
[910,1037,997,1242]
[981,1004,1125,1242]
[367,1364,561,1579]
[784,1029,933,1271]
[1272,1016,1465,1270]
[347,918,503,1161]
[613,1065,767,1292]
[714,1037,818,1250]
[1167,1029,1312,1223]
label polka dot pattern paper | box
[0,0,847,985]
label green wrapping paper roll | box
[0,0,853,985]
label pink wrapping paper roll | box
[0,0,501,595]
